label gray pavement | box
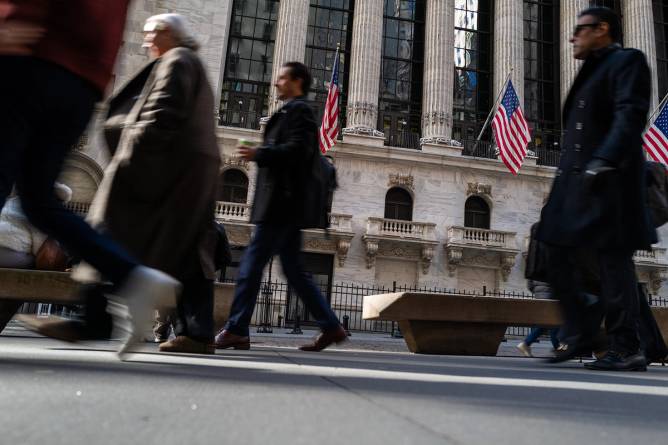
[1,330,668,445]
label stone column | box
[342,0,384,139]
[493,0,524,106]
[623,0,660,110]
[420,0,455,146]
[268,0,310,113]
[559,0,588,106]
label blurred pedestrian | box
[35,13,221,355]
[214,62,346,352]
[516,280,560,357]
[537,7,656,371]
[0,0,180,358]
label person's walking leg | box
[525,327,545,346]
[278,228,340,331]
[161,276,214,354]
[217,224,277,345]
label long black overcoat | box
[250,97,319,228]
[537,45,657,251]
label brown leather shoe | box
[299,326,347,352]
[159,336,215,354]
[214,329,250,350]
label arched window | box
[384,187,413,221]
[465,196,490,229]
[219,169,249,203]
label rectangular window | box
[220,0,279,130]
[655,1,668,100]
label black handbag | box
[525,223,550,282]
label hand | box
[0,21,44,55]
[237,144,258,161]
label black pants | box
[83,276,214,343]
[0,56,137,284]
[171,276,214,343]
[548,247,640,354]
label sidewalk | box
[2,320,558,357]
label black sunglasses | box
[573,22,600,36]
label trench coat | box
[537,45,657,251]
[75,47,220,282]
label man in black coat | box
[214,62,346,352]
[537,7,657,371]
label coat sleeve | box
[129,49,197,150]
[254,104,313,168]
[593,50,651,165]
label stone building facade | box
[64,0,668,297]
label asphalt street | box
[1,334,667,445]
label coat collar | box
[562,44,621,122]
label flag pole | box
[476,69,513,142]
[645,91,668,132]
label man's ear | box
[597,21,611,39]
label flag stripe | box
[491,80,531,175]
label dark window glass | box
[384,187,413,221]
[523,1,561,152]
[306,1,354,129]
[379,0,426,149]
[453,0,492,144]
[654,1,668,99]
[219,169,249,203]
[220,0,279,129]
[464,196,490,229]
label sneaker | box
[153,320,171,343]
[584,350,647,372]
[517,342,533,358]
[159,336,214,354]
[110,266,180,360]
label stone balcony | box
[64,201,91,217]
[634,248,668,293]
[444,226,520,281]
[214,201,355,266]
[362,217,438,273]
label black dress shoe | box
[585,351,647,372]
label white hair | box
[144,13,200,51]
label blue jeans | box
[525,326,560,349]
[225,223,340,337]
[0,57,137,284]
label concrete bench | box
[363,292,668,356]
[0,268,234,331]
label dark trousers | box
[525,327,560,349]
[171,276,214,343]
[0,56,137,284]
[225,223,340,337]
[548,247,640,354]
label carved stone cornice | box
[388,173,414,191]
[421,245,435,275]
[467,182,492,198]
[336,239,351,267]
[222,157,250,171]
[364,238,379,269]
[445,246,463,277]
[649,270,667,294]
[419,137,461,146]
[500,252,518,282]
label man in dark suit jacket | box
[537,7,657,371]
[214,62,346,352]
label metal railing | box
[218,109,263,130]
[386,131,421,150]
[461,139,497,159]
[64,201,91,216]
[534,146,561,167]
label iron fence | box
[386,130,421,150]
[534,146,561,167]
[218,108,263,130]
[461,139,497,159]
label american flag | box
[643,99,668,165]
[319,47,340,153]
[491,80,531,175]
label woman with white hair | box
[34,13,221,354]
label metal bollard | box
[342,314,351,337]
[288,314,303,335]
